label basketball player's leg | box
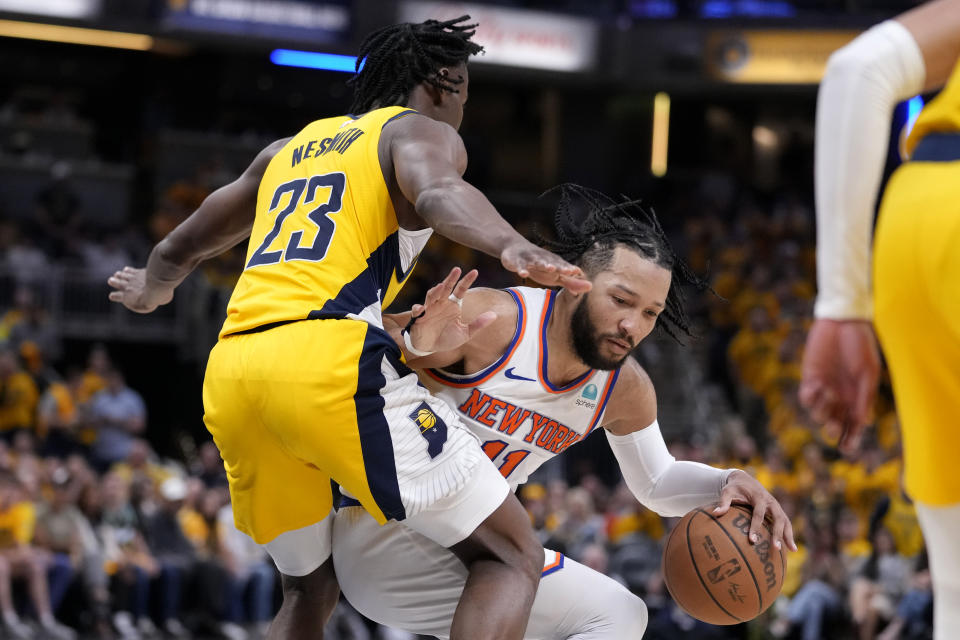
[334,504,646,640]
[874,163,960,639]
[262,523,339,640]
[915,504,960,639]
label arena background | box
[0,1,930,638]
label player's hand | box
[714,470,797,552]
[408,267,496,355]
[500,241,592,294]
[107,266,174,314]
[799,318,880,454]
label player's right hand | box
[407,267,496,356]
[799,318,880,453]
[107,266,174,314]
[500,242,592,294]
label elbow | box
[155,231,200,269]
[413,181,466,227]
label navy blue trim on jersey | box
[381,109,419,130]
[540,289,592,392]
[337,496,363,510]
[354,326,406,522]
[427,287,526,385]
[584,368,620,437]
[310,231,401,320]
[911,133,960,162]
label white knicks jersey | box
[421,287,620,490]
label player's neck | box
[545,289,593,386]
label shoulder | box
[242,137,294,181]
[383,113,465,159]
[601,357,658,436]
[461,287,521,353]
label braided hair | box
[349,16,484,114]
[539,184,709,343]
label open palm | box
[408,267,496,354]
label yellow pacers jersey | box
[221,106,425,337]
[906,55,960,155]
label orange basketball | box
[662,504,787,625]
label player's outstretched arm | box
[602,360,797,551]
[388,115,590,293]
[107,137,290,313]
[801,0,960,450]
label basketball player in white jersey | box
[333,186,797,639]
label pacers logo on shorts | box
[410,402,447,459]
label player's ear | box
[427,68,452,105]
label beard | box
[569,293,633,371]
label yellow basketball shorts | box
[203,318,499,545]
[874,156,960,506]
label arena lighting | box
[651,92,670,177]
[0,19,153,50]
[270,49,361,73]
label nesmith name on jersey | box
[291,128,365,167]
[458,388,584,454]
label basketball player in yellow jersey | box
[800,1,960,636]
[108,16,592,640]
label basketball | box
[662,504,786,625]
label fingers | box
[557,273,592,294]
[712,490,734,516]
[839,422,866,455]
[784,514,798,552]
[108,291,125,302]
[853,371,877,428]
[451,269,479,300]
[749,501,769,546]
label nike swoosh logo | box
[504,367,536,382]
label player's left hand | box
[713,470,798,552]
[500,241,592,294]
[799,318,880,453]
[107,266,174,314]
[407,267,496,355]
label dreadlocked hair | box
[349,16,483,114]
[538,184,711,344]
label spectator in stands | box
[850,527,913,640]
[4,287,58,364]
[142,476,192,638]
[878,552,933,640]
[193,440,227,489]
[34,161,81,259]
[547,487,606,559]
[36,369,83,458]
[87,369,146,472]
[98,470,156,639]
[217,502,275,639]
[0,469,75,639]
[0,344,38,438]
[34,467,111,637]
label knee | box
[280,559,338,604]
[599,583,648,636]
[624,592,649,636]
